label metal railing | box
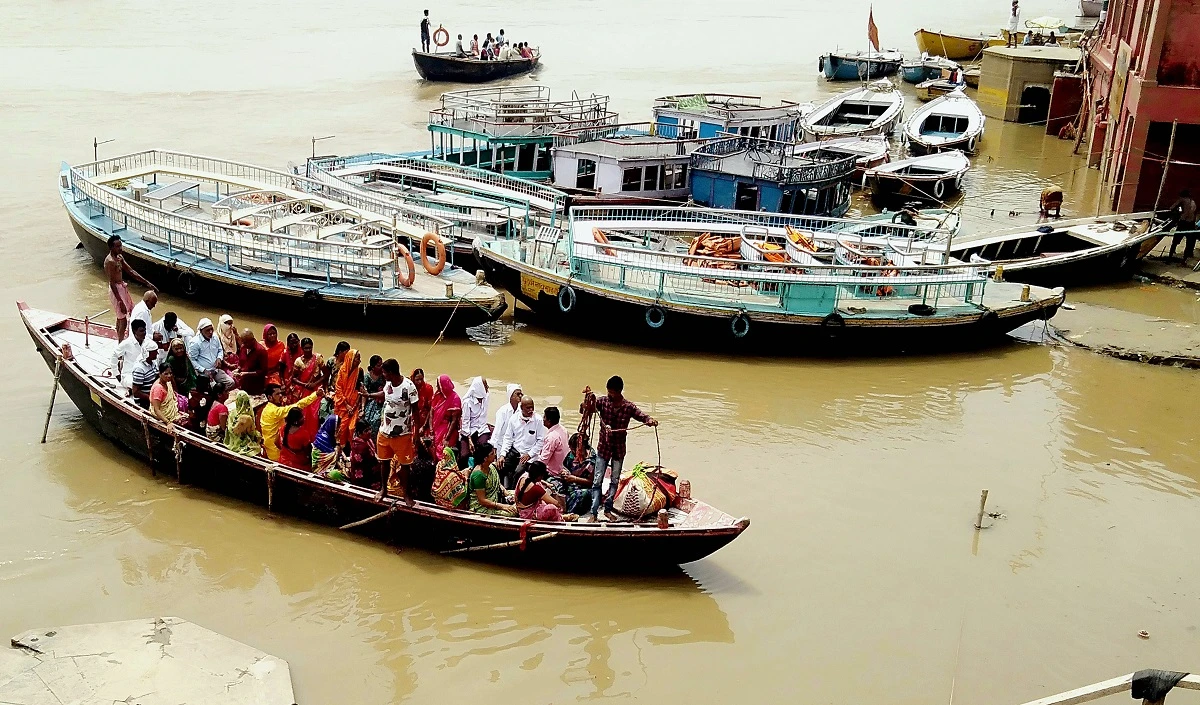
[551,122,709,159]
[429,86,618,139]
[691,135,858,185]
[653,93,807,120]
[75,149,450,238]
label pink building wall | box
[1089,0,1200,211]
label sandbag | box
[613,463,676,519]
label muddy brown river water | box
[2,0,1199,702]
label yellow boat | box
[913,29,1004,60]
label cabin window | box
[622,167,642,192]
[643,165,660,191]
[576,159,597,190]
[536,145,551,173]
[735,182,759,211]
[674,165,688,188]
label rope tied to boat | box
[265,465,275,512]
[172,434,186,482]
[40,356,63,444]
[141,417,155,472]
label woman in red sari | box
[430,374,461,460]
[262,324,287,387]
[287,336,325,404]
[411,367,435,456]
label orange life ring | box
[433,26,449,47]
[235,218,253,227]
[396,244,416,288]
[420,232,447,275]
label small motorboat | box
[948,213,1169,286]
[865,150,971,203]
[820,49,904,81]
[901,54,960,83]
[412,49,539,83]
[904,89,986,154]
[795,136,891,177]
[915,76,965,102]
[913,29,1002,60]
[799,81,904,142]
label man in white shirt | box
[152,311,194,346]
[494,383,522,441]
[496,396,544,489]
[187,318,235,392]
[109,318,149,390]
[1007,0,1021,47]
[376,359,419,503]
[128,290,157,339]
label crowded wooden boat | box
[21,302,749,570]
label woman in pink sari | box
[430,374,461,461]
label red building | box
[1089,0,1200,211]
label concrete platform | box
[1050,302,1200,368]
[1138,253,1200,291]
[0,617,295,705]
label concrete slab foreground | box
[1050,302,1200,368]
[0,616,295,705]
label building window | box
[622,167,642,192]
[576,158,596,190]
[643,165,660,191]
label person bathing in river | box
[104,235,156,342]
[585,375,657,522]
[514,460,565,521]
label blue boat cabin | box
[652,93,806,143]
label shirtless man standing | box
[104,235,156,341]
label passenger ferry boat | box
[549,122,709,204]
[425,85,618,180]
[475,206,1064,353]
[688,135,858,216]
[304,152,568,269]
[60,150,505,333]
[651,93,812,142]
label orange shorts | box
[376,432,415,465]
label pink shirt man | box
[539,422,569,476]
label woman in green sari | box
[224,390,263,456]
[468,442,515,515]
[165,338,197,394]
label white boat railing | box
[1017,672,1199,705]
[73,149,451,238]
[429,86,619,140]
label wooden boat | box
[904,89,986,154]
[60,150,506,333]
[946,213,1168,286]
[913,29,1003,60]
[901,54,960,83]
[1078,0,1102,17]
[412,50,539,83]
[820,50,903,81]
[475,205,1064,354]
[963,66,980,88]
[866,151,971,203]
[20,302,749,570]
[793,136,890,178]
[799,81,905,142]
[915,77,965,102]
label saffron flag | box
[868,7,881,51]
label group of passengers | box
[106,297,655,524]
[454,29,534,61]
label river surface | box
[3,0,1200,702]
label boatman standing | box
[1007,0,1021,47]
[104,235,156,342]
[420,9,431,52]
[584,376,657,522]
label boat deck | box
[328,162,560,214]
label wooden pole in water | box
[40,357,63,444]
[1152,120,1178,215]
[974,489,989,530]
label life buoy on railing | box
[396,244,416,288]
[933,179,947,200]
[178,270,198,296]
[433,25,450,47]
[420,232,447,276]
[645,306,666,329]
[730,312,751,338]
[558,285,577,313]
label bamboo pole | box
[974,489,989,529]
[441,531,559,555]
[340,503,397,531]
[40,357,62,443]
[1152,120,1178,215]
